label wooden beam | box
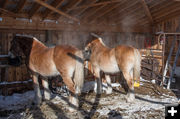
[42,0,65,20]
[15,0,26,13]
[0,17,151,33]
[0,8,22,18]
[69,0,122,10]
[35,0,79,22]
[139,0,154,24]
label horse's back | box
[29,47,60,76]
[54,45,79,62]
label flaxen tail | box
[74,50,84,94]
[133,49,141,87]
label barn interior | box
[0,0,180,118]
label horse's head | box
[9,36,24,58]
[83,38,102,60]
[8,36,24,66]
[83,41,93,61]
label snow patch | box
[0,91,34,110]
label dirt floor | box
[0,80,179,119]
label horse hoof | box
[126,97,135,103]
[106,88,112,94]
[68,107,77,112]
[32,100,42,106]
[31,102,42,107]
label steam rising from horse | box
[9,35,84,111]
[84,37,141,102]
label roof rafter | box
[111,3,142,24]
[101,0,138,25]
[55,0,83,21]
[116,13,146,25]
[0,8,22,18]
[155,9,180,23]
[15,0,26,13]
[152,3,180,18]
[69,0,122,10]
[140,0,154,24]
[29,0,47,18]
[80,5,105,22]
[0,0,8,16]
[0,0,8,8]
[74,0,97,18]
[93,3,122,24]
[153,4,180,21]
[35,0,79,22]
[42,0,65,20]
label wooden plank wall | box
[0,29,151,83]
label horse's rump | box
[115,45,141,76]
[53,45,84,93]
[53,45,79,75]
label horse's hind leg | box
[61,75,78,112]
[122,71,135,102]
[94,68,102,94]
[42,78,51,100]
[105,74,112,94]
[32,74,42,105]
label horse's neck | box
[93,42,110,52]
[21,39,47,56]
[32,40,47,50]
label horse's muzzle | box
[8,51,16,58]
[83,50,91,61]
[8,56,22,66]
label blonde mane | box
[16,34,44,45]
[91,33,106,47]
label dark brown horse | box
[9,35,84,111]
[84,36,141,102]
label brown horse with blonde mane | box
[9,35,84,111]
[84,35,141,102]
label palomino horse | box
[84,36,141,102]
[9,35,84,111]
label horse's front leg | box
[93,68,102,94]
[32,74,42,105]
[105,74,112,94]
[42,78,51,100]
